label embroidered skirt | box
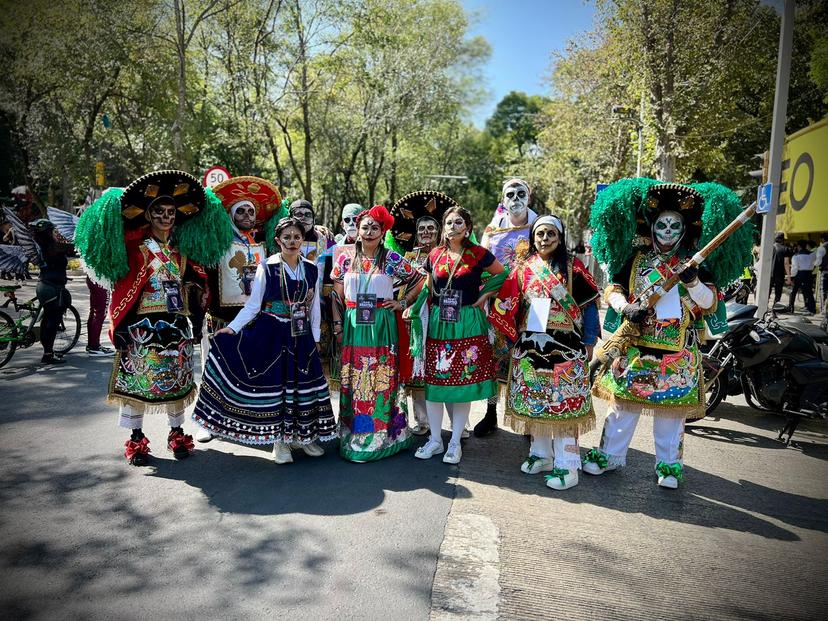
[592,344,704,419]
[505,329,595,437]
[425,305,497,403]
[192,313,336,444]
[109,312,196,414]
[338,306,412,462]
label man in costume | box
[335,203,362,245]
[76,170,232,466]
[195,176,284,442]
[387,190,456,436]
[584,179,752,488]
[475,177,538,437]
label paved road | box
[1,276,827,620]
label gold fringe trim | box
[591,383,703,419]
[107,387,196,415]
[504,408,596,438]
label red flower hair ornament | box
[356,204,395,233]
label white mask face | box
[341,204,362,240]
[502,182,529,222]
[653,211,684,248]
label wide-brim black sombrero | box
[389,190,460,252]
[637,182,704,240]
[120,170,206,229]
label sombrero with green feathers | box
[120,170,206,229]
[589,177,754,289]
[385,190,460,255]
[75,173,234,285]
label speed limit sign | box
[203,166,231,188]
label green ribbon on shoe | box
[583,448,608,469]
[655,461,684,481]
[525,455,543,469]
[544,468,570,486]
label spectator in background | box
[788,239,817,314]
[771,232,791,306]
[816,233,828,313]
[85,277,113,356]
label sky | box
[461,0,597,127]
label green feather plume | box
[75,187,128,284]
[384,231,406,255]
[691,182,754,289]
[176,187,233,267]
[589,178,659,276]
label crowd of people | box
[770,232,828,315]
[48,172,752,491]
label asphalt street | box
[1,276,827,620]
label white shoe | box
[461,425,471,440]
[415,439,444,460]
[195,428,214,443]
[520,455,555,475]
[545,469,579,491]
[582,461,617,476]
[657,474,679,489]
[272,443,293,464]
[442,441,462,464]
[291,441,324,457]
[411,424,430,436]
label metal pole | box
[755,0,795,317]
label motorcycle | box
[696,302,828,444]
[721,267,755,305]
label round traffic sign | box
[203,166,231,188]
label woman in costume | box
[412,206,505,465]
[584,180,752,488]
[75,171,232,466]
[192,217,336,463]
[331,205,423,462]
[489,215,600,490]
[386,190,456,437]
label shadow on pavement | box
[456,421,828,542]
[147,441,461,517]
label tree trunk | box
[173,0,188,169]
[389,126,398,202]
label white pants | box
[118,403,185,430]
[600,403,685,468]
[425,401,471,445]
[530,435,582,470]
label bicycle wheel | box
[53,305,82,355]
[0,309,18,368]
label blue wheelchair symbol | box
[756,183,773,214]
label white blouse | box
[227,255,322,341]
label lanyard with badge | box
[281,260,309,337]
[355,252,378,325]
[146,238,184,313]
[436,248,463,323]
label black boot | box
[473,402,499,437]
[41,352,66,364]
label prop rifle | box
[589,201,757,377]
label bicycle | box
[0,283,82,368]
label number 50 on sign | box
[203,166,231,188]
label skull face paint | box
[653,210,684,248]
[502,179,530,224]
[147,201,176,237]
[231,201,256,231]
[533,224,560,259]
[340,203,362,241]
[416,217,439,248]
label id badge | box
[162,280,184,313]
[439,289,461,323]
[356,293,377,325]
[241,263,257,296]
[290,304,310,337]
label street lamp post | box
[612,105,643,177]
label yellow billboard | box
[777,117,828,235]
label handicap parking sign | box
[756,183,773,214]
